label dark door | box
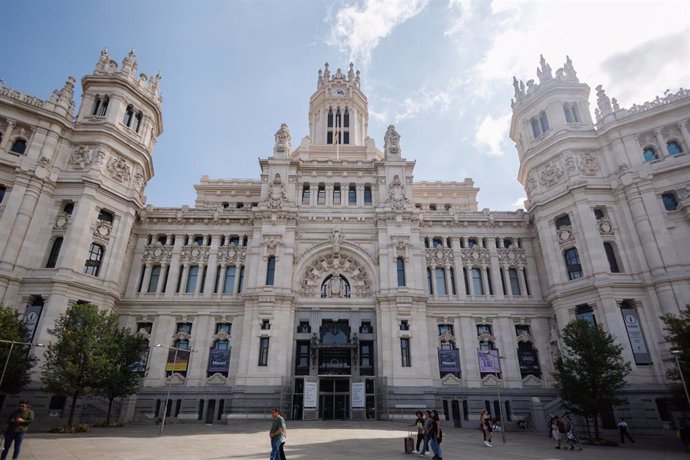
[321,394,335,420]
[205,399,216,424]
[335,395,349,420]
[451,400,461,427]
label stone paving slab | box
[8,420,688,459]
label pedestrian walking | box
[411,410,425,454]
[268,408,287,460]
[480,409,493,447]
[552,414,567,449]
[618,417,635,444]
[564,415,583,451]
[430,409,443,460]
[1,400,34,460]
[418,410,434,457]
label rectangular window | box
[266,256,276,285]
[396,258,406,287]
[576,304,597,326]
[449,267,457,295]
[360,341,374,375]
[486,268,493,295]
[435,267,447,295]
[258,337,269,366]
[237,266,245,293]
[438,324,454,336]
[317,185,326,205]
[472,268,484,295]
[427,268,433,294]
[302,186,310,204]
[363,186,372,205]
[215,322,231,335]
[604,242,621,273]
[223,266,236,293]
[295,340,310,375]
[564,247,583,280]
[555,214,571,230]
[333,185,341,205]
[148,265,161,293]
[348,185,356,205]
[214,265,221,293]
[509,268,520,295]
[400,338,411,367]
[186,265,199,293]
[200,266,207,293]
[463,268,470,295]
[46,237,63,268]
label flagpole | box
[336,107,340,161]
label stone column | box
[357,185,364,207]
[679,122,690,153]
[164,234,184,297]
[480,266,490,296]
[466,265,475,296]
[517,266,528,297]
[325,185,333,206]
[206,235,221,296]
[453,256,467,298]
[654,129,667,157]
[0,120,15,151]
[0,176,43,266]
[502,267,512,297]
[141,263,153,294]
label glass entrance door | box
[319,378,350,420]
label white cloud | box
[444,0,473,36]
[395,89,453,122]
[473,111,511,156]
[510,196,527,209]
[327,0,429,66]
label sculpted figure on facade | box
[387,175,410,210]
[133,165,146,195]
[330,228,344,254]
[578,152,600,176]
[70,146,92,170]
[273,123,291,157]
[107,156,132,183]
[539,161,563,187]
[384,125,401,158]
[264,173,287,209]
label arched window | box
[93,95,109,117]
[46,237,63,268]
[123,105,134,127]
[530,117,541,138]
[98,209,114,223]
[83,243,104,276]
[302,183,310,204]
[348,183,356,205]
[563,103,580,123]
[563,247,583,280]
[539,111,550,133]
[662,192,679,211]
[266,256,276,285]
[642,146,659,162]
[333,183,341,205]
[364,185,372,205]
[134,112,143,133]
[320,274,351,298]
[317,183,326,205]
[92,95,102,115]
[603,242,621,273]
[396,257,406,287]
[10,138,27,155]
[667,140,683,156]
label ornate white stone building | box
[0,51,688,429]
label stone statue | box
[384,125,401,158]
[273,123,291,157]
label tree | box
[0,306,38,395]
[41,303,122,425]
[660,304,690,409]
[552,319,631,439]
[96,327,148,424]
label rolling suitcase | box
[404,430,414,454]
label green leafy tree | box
[41,303,122,425]
[660,304,690,409]
[96,328,148,424]
[552,319,631,439]
[0,306,38,394]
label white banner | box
[304,382,318,408]
[351,382,365,408]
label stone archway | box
[298,252,372,298]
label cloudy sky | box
[3,0,689,211]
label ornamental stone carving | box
[263,173,287,209]
[54,212,70,230]
[70,146,92,169]
[93,220,112,241]
[425,247,454,264]
[300,254,371,298]
[598,218,614,235]
[539,162,563,187]
[180,244,210,262]
[265,236,282,255]
[384,125,401,158]
[132,165,146,195]
[386,175,410,209]
[143,243,173,263]
[460,247,490,265]
[556,225,574,243]
[273,123,291,157]
[217,244,246,264]
[107,156,131,183]
[330,228,344,254]
[94,150,107,168]
[497,248,526,267]
[578,152,600,176]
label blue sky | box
[3,0,689,211]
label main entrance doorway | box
[319,378,350,420]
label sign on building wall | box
[207,349,230,373]
[24,304,43,342]
[351,382,365,408]
[438,349,461,373]
[477,349,501,373]
[621,305,652,364]
[165,349,191,372]
[517,349,540,375]
[132,348,149,374]
[304,382,318,408]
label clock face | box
[332,88,345,97]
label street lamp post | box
[156,344,191,436]
[0,339,44,392]
[671,349,690,409]
[495,354,507,444]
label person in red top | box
[1,400,34,460]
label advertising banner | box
[438,349,461,373]
[207,349,230,373]
[351,382,365,408]
[621,306,651,364]
[304,382,318,408]
[165,348,190,372]
[517,349,540,375]
[477,349,501,373]
[24,304,43,342]
[132,348,149,374]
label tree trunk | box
[68,393,80,426]
[585,416,591,438]
[593,413,600,440]
[106,397,114,424]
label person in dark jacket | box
[1,400,34,460]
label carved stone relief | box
[386,175,411,209]
[70,146,92,169]
[425,247,454,264]
[263,173,287,209]
[497,248,526,267]
[143,243,173,263]
[107,156,131,183]
[299,253,371,298]
[180,244,210,262]
[539,162,563,187]
[460,247,491,265]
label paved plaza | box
[10,420,688,459]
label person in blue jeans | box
[268,408,286,460]
[429,409,443,460]
[419,410,433,456]
[1,400,34,460]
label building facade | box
[0,51,688,429]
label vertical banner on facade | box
[621,306,651,364]
[351,382,365,408]
[132,348,149,374]
[304,382,318,408]
[207,349,230,373]
[517,349,540,376]
[477,349,501,373]
[165,349,190,372]
[438,349,461,373]
[24,304,43,342]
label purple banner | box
[207,348,230,373]
[438,349,461,373]
[477,349,501,373]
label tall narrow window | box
[426,268,433,295]
[348,184,356,205]
[223,266,236,293]
[435,267,447,295]
[603,242,621,273]
[564,247,583,280]
[83,243,104,276]
[364,185,372,205]
[450,267,457,295]
[148,265,161,293]
[531,117,541,138]
[400,338,411,367]
[472,268,484,295]
[123,105,134,127]
[563,103,580,123]
[317,184,326,205]
[134,112,143,133]
[186,265,199,293]
[266,256,276,285]
[46,237,63,268]
[333,184,341,205]
[0,185,6,203]
[643,146,659,162]
[539,110,550,133]
[396,258,406,287]
[237,266,245,293]
[258,337,269,366]
[360,341,374,375]
[302,184,310,204]
[10,139,27,155]
[509,268,520,295]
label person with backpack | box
[1,400,34,460]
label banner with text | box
[304,382,318,408]
[477,349,501,373]
[517,349,540,375]
[207,349,230,373]
[24,304,43,343]
[438,349,461,373]
[621,306,652,364]
[165,349,190,372]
